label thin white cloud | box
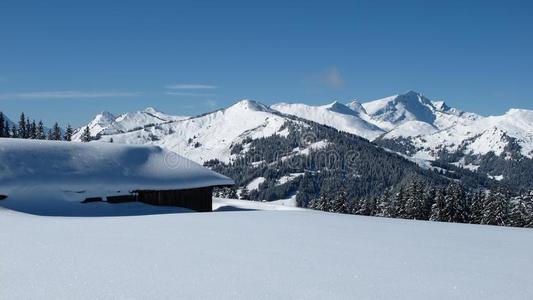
[319,66,345,89]
[206,99,217,108]
[0,91,141,100]
[164,92,216,97]
[166,84,218,90]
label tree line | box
[0,112,74,141]
[307,179,533,228]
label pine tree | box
[317,192,331,212]
[307,198,319,210]
[375,189,393,217]
[240,187,250,200]
[509,194,533,227]
[423,187,436,218]
[29,120,37,139]
[394,187,407,218]
[64,124,73,141]
[46,129,53,140]
[441,183,469,223]
[80,126,92,142]
[357,198,376,216]
[430,187,446,221]
[52,122,62,140]
[332,190,349,214]
[226,186,238,199]
[18,112,26,138]
[36,121,46,139]
[469,191,485,224]
[26,117,31,138]
[349,198,361,215]
[404,180,427,220]
[11,125,18,138]
[0,112,4,137]
[482,187,510,226]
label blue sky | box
[1,0,532,127]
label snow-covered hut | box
[0,138,234,212]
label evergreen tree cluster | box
[307,180,533,228]
[0,112,74,141]
[213,186,239,199]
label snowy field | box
[1,198,533,299]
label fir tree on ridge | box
[80,126,92,142]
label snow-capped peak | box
[227,99,274,113]
[432,101,450,111]
[346,100,367,115]
[323,101,358,116]
[73,107,188,141]
[144,107,159,114]
[94,111,116,124]
[361,91,436,130]
[88,111,116,130]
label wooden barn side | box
[136,187,214,212]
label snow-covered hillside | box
[270,91,532,162]
[401,108,533,159]
[79,100,301,163]
[271,101,384,140]
[1,202,532,299]
[72,107,188,140]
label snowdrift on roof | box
[0,138,234,194]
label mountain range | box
[63,91,533,193]
[3,90,532,201]
[73,91,533,162]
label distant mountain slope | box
[81,100,296,163]
[271,101,384,140]
[74,92,533,189]
[72,107,188,140]
[268,91,533,187]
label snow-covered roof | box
[0,139,234,194]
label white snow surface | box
[246,177,266,191]
[0,139,233,199]
[272,101,384,140]
[1,201,532,299]
[383,120,438,139]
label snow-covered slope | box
[362,91,438,130]
[361,91,481,131]
[1,204,532,299]
[270,91,533,162]
[0,139,233,203]
[404,108,533,159]
[92,100,297,163]
[271,101,384,140]
[73,107,188,140]
[382,120,438,139]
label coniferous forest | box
[210,121,533,229]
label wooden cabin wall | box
[137,187,213,212]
